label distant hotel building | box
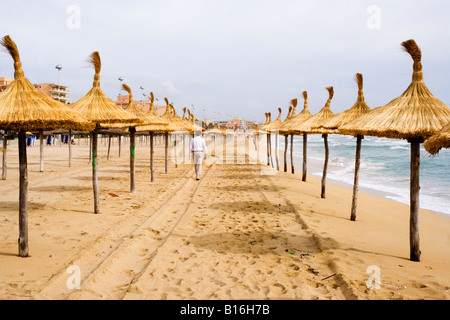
[35,83,70,104]
[0,77,70,104]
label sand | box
[0,134,449,300]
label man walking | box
[190,131,208,180]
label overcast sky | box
[1,0,449,122]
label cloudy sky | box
[1,0,449,122]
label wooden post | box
[350,135,363,221]
[150,131,154,182]
[183,134,186,163]
[321,134,329,199]
[68,129,72,167]
[275,132,279,170]
[290,134,295,174]
[266,134,270,166]
[174,135,178,168]
[39,130,44,172]
[18,130,29,257]
[118,134,122,158]
[130,127,136,194]
[269,133,274,168]
[164,131,169,174]
[302,134,307,182]
[2,131,7,180]
[409,138,422,262]
[89,134,92,163]
[283,135,288,172]
[92,129,99,214]
[107,134,111,161]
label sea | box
[277,134,450,217]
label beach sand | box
[0,134,449,300]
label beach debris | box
[108,192,119,198]
[321,273,337,281]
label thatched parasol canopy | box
[0,36,93,132]
[70,52,141,127]
[264,108,283,131]
[259,112,272,131]
[322,73,371,133]
[135,92,171,133]
[339,42,450,139]
[189,111,205,133]
[297,87,335,134]
[424,121,450,155]
[280,92,313,134]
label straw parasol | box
[297,87,335,198]
[157,98,186,173]
[120,84,167,192]
[135,92,171,181]
[322,73,371,221]
[423,121,450,155]
[0,35,94,257]
[280,92,313,178]
[340,40,450,261]
[70,51,141,214]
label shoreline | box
[271,143,449,219]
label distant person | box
[190,131,207,180]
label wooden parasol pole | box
[321,133,329,198]
[68,129,72,167]
[290,133,295,174]
[92,129,99,214]
[2,131,7,180]
[350,134,363,221]
[18,130,29,257]
[150,131,154,182]
[164,131,169,173]
[283,134,288,172]
[39,130,44,172]
[409,138,422,261]
[130,127,136,193]
[302,134,307,181]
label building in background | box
[35,83,70,104]
[0,77,13,92]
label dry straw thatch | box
[206,122,224,135]
[70,52,141,127]
[279,92,313,134]
[298,87,335,134]
[264,108,283,131]
[116,84,167,128]
[135,92,171,133]
[322,73,371,133]
[424,121,450,155]
[339,41,450,139]
[0,36,93,132]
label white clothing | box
[190,136,208,153]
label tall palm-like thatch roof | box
[280,92,313,134]
[424,121,450,155]
[70,52,141,128]
[265,108,283,131]
[110,84,167,130]
[0,35,93,132]
[188,112,205,133]
[321,73,371,133]
[296,87,335,134]
[135,92,170,132]
[260,113,271,131]
[340,40,450,140]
